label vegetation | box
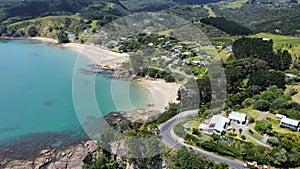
[200,17,252,36]
[254,120,273,134]
[169,147,229,169]
[156,103,180,124]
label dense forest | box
[200,17,252,36]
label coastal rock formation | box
[2,140,98,169]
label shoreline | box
[0,37,181,168]
[27,37,180,118]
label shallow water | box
[0,40,150,159]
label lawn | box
[203,5,216,17]
[238,108,261,119]
[288,83,300,103]
[246,129,264,141]
[220,0,248,9]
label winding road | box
[159,110,244,169]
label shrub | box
[255,120,273,134]
[28,25,38,37]
[248,117,255,123]
[254,99,271,111]
[267,137,280,146]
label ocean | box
[0,40,150,159]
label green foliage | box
[200,17,252,35]
[28,25,38,37]
[200,140,241,158]
[232,37,292,70]
[254,120,272,134]
[173,123,186,138]
[267,137,280,146]
[156,103,180,124]
[0,25,7,36]
[253,85,291,111]
[248,117,255,123]
[254,99,271,111]
[170,147,229,169]
[248,70,286,90]
[57,30,69,43]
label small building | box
[280,117,300,132]
[191,60,201,66]
[225,46,233,52]
[148,42,154,47]
[207,115,230,135]
[285,73,297,79]
[216,45,223,50]
[276,114,286,119]
[228,111,247,124]
[173,59,179,65]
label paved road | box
[159,110,244,169]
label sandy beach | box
[30,37,180,120]
[137,78,180,113]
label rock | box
[4,160,34,169]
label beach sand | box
[137,78,180,113]
[31,37,180,121]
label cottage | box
[280,117,300,132]
[285,73,297,78]
[228,111,247,124]
[225,46,233,52]
[276,114,286,119]
[191,60,200,66]
[207,115,230,135]
[173,59,179,65]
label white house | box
[280,117,300,132]
[228,111,247,124]
[276,114,286,119]
[208,115,230,135]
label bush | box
[267,137,280,146]
[243,98,254,107]
[241,135,246,140]
[57,30,69,43]
[254,99,271,111]
[28,25,38,37]
[249,117,255,123]
[255,120,273,134]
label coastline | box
[0,37,181,168]
[28,37,180,118]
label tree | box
[57,30,69,43]
[0,25,7,36]
[28,25,38,37]
[254,99,271,111]
[255,120,272,134]
[248,70,286,90]
[232,128,236,135]
[171,147,229,169]
[267,137,280,146]
[239,128,243,135]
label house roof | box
[209,115,230,133]
[228,111,246,122]
[281,117,300,127]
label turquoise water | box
[0,40,150,159]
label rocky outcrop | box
[2,140,98,169]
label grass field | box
[238,108,261,119]
[203,5,216,17]
[220,0,248,9]
[289,83,300,103]
[8,15,82,28]
[251,33,300,60]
